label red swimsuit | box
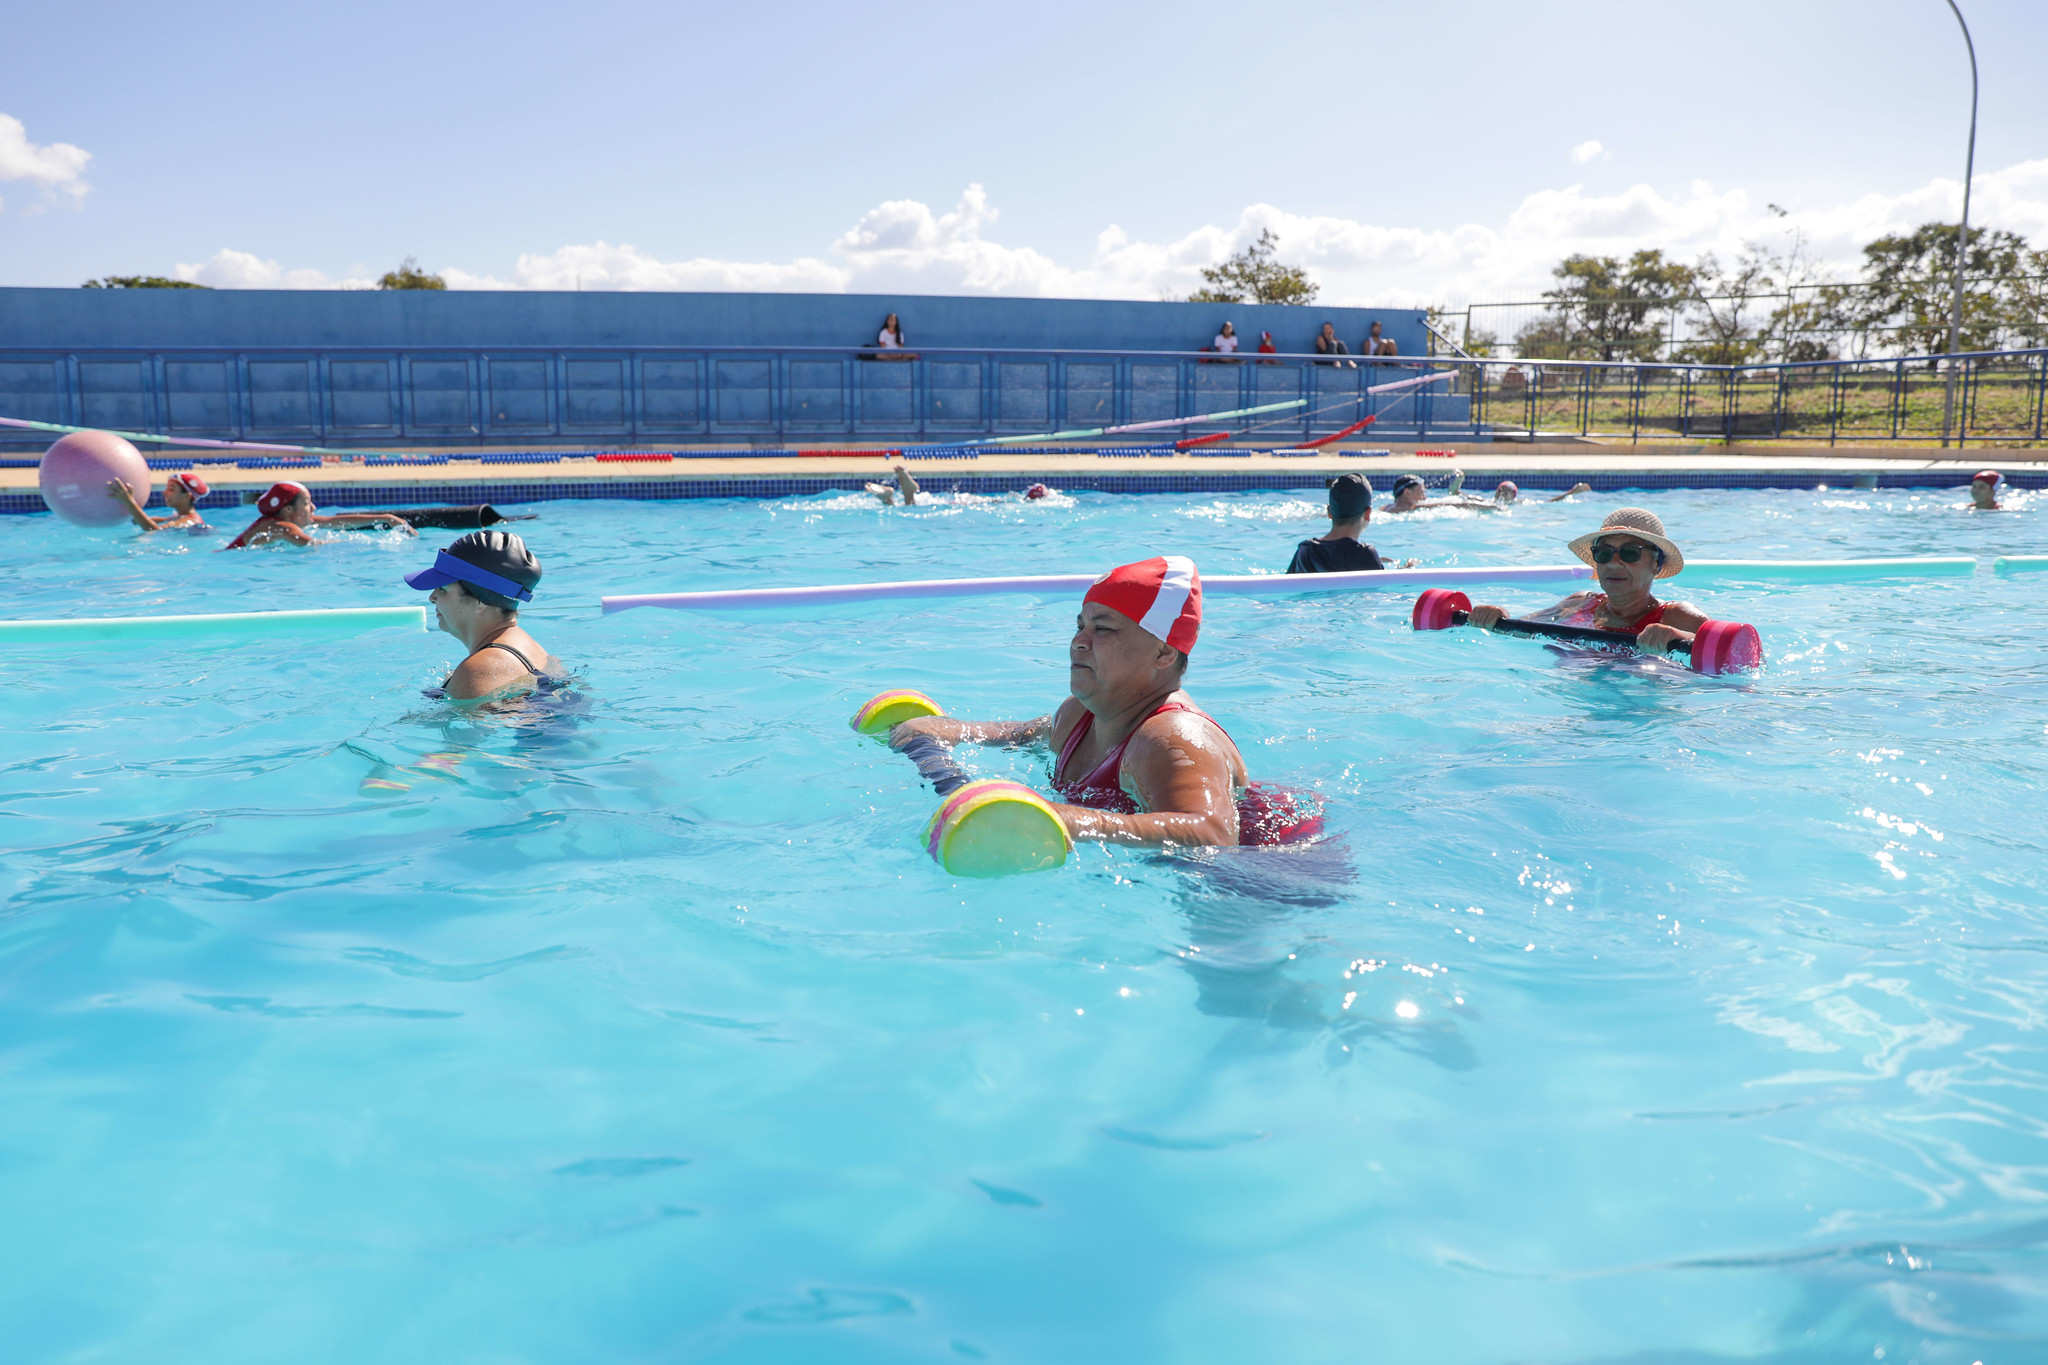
[1052,700,1322,846]
[1558,593,1666,634]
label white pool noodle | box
[1674,557,1977,582]
[0,605,428,642]
[601,566,1595,614]
[602,556,1983,616]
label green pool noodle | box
[1673,557,1977,583]
[1993,556,2048,576]
[0,605,428,643]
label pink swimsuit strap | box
[1561,593,1666,634]
[1051,699,1324,846]
[1054,699,1221,811]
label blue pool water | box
[4,482,2047,1363]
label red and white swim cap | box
[257,481,308,517]
[1083,555,1202,654]
[167,472,209,497]
[1973,469,2002,485]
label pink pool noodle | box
[38,431,153,527]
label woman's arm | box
[107,481,165,531]
[1053,713,1240,847]
[1638,600,1708,652]
[889,714,1052,749]
[313,512,419,535]
[1467,591,1591,629]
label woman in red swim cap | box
[1970,470,2004,511]
[107,470,211,533]
[887,556,1318,848]
[223,482,417,549]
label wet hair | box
[1392,474,1425,497]
[1327,472,1372,520]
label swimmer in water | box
[1970,469,2004,510]
[889,556,1317,848]
[1464,507,1706,655]
[403,531,566,701]
[107,471,210,532]
[866,464,920,506]
[1493,480,1592,505]
[223,482,416,549]
[1287,473,1418,573]
[1382,473,1490,513]
[1024,483,1050,500]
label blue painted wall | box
[0,288,1425,358]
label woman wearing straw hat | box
[1464,507,1707,655]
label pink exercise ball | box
[38,430,152,527]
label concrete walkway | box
[5,441,2043,503]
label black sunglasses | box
[1589,541,1661,565]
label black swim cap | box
[1392,474,1425,496]
[1327,473,1372,519]
[446,530,542,611]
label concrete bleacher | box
[0,289,1434,449]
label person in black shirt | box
[1287,473,1415,573]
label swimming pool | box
[4,483,2046,1362]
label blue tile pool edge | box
[3,469,2039,515]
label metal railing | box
[0,343,2042,448]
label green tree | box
[1852,223,2021,356]
[2005,247,2048,350]
[1187,229,1317,305]
[1539,250,1695,361]
[81,276,210,289]
[1676,249,1775,366]
[378,256,447,291]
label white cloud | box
[0,113,91,212]
[1569,139,1609,164]
[172,158,2048,306]
[172,248,373,290]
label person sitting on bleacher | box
[1313,322,1355,368]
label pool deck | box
[5,441,2045,511]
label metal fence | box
[1,343,2043,448]
[0,345,1470,448]
[1442,280,2048,366]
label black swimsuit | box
[423,640,569,700]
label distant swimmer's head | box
[1024,483,1049,500]
[165,471,208,510]
[405,530,542,616]
[1972,469,2002,508]
[1390,474,1426,511]
[1327,473,1372,522]
[257,481,312,524]
[1568,507,1684,588]
[1493,480,1519,504]
[1072,556,1201,703]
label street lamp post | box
[1939,0,1978,449]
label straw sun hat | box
[1567,507,1684,578]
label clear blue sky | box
[2,0,2043,301]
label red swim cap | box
[1083,555,1202,654]
[1024,483,1049,500]
[257,481,308,517]
[1973,469,2002,485]
[168,472,209,497]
